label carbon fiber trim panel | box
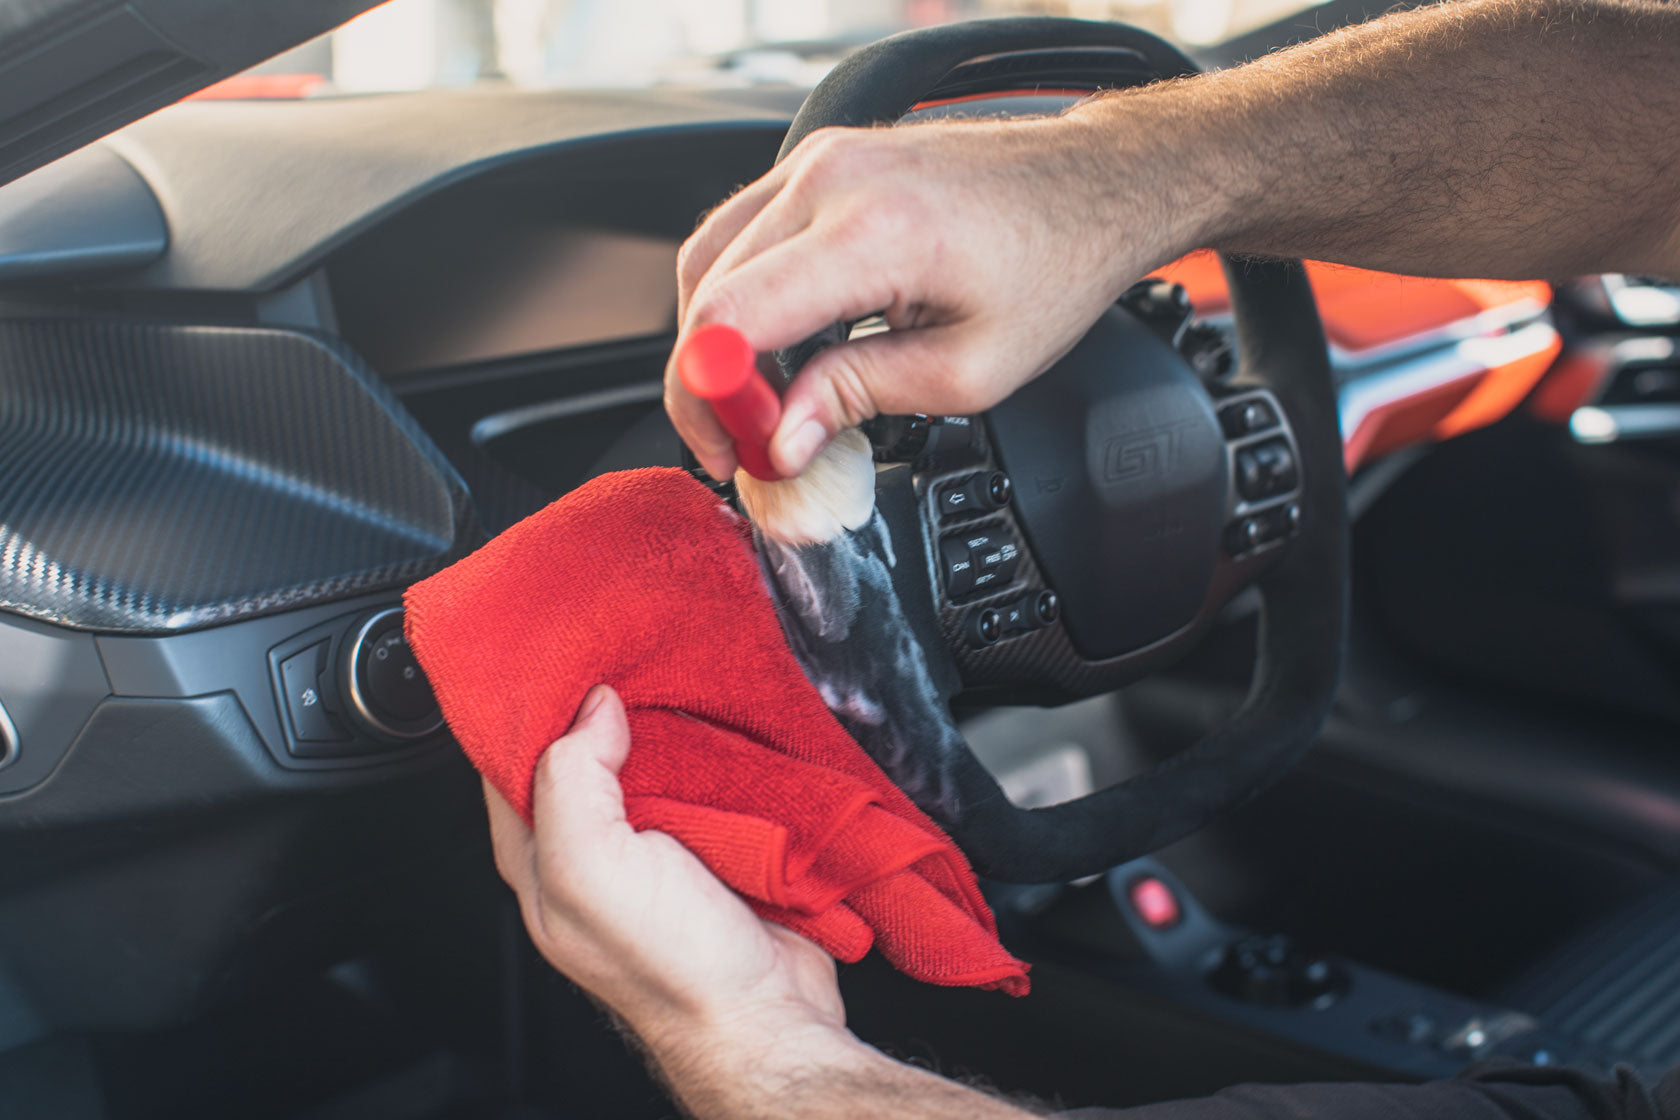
[0,319,479,633]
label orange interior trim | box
[909,89,1096,112]
[1433,338,1562,440]
[188,73,327,101]
[1152,251,1551,354]
[1342,375,1482,473]
[1528,350,1610,425]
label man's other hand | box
[483,684,846,1057]
[664,114,1211,481]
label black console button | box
[1209,933,1347,1009]
[938,471,1013,521]
[969,608,1003,647]
[280,640,352,744]
[937,480,978,519]
[1219,398,1279,438]
[924,415,978,459]
[1235,438,1299,501]
[1033,589,1060,624]
[997,589,1059,635]
[864,414,930,462]
[939,535,976,597]
[968,530,1021,593]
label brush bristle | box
[735,428,876,545]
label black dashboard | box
[0,85,807,1039]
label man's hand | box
[485,685,1041,1118]
[665,114,1215,481]
[666,0,1680,481]
[484,685,844,1054]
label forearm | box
[1076,0,1680,281]
[642,1016,1040,1120]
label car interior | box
[3,1,1680,1117]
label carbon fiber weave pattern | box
[0,319,479,633]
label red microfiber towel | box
[405,467,1029,996]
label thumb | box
[568,684,630,773]
[770,327,966,477]
[531,684,633,838]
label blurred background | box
[228,0,1324,97]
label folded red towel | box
[405,467,1029,996]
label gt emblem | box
[1103,420,1198,484]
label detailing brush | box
[677,324,959,823]
[675,324,875,546]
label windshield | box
[231,0,1321,96]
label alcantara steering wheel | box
[758,17,1347,885]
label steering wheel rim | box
[773,17,1349,884]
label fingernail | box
[776,417,829,475]
[575,685,610,725]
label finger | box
[667,197,822,479]
[663,375,738,482]
[484,778,537,896]
[687,227,899,356]
[770,326,983,476]
[677,165,794,324]
[531,685,635,856]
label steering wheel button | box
[976,540,1019,571]
[937,483,975,519]
[939,535,976,597]
[1220,398,1278,438]
[968,608,1003,647]
[1235,438,1299,501]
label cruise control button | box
[1235,438,1299,501]
[1219,398,1278,438]
[281,640,352,744]
[967,530,1020,592]
[940,535,976,597]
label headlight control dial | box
[340,607,443,741]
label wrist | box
[640,1008,878,1116]
[1060,78,1268,271]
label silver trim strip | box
[1330,297,1550,371]
[0,698,16,771]
[1338,320,1561,450]
[469,381,665,447]
[344,607,444,742]
[1570,404,1680,444]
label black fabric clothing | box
[1059,1063,1680,1120]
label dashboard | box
[0,79,1666,1040]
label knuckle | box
[675,236,703,287]
[819,358,879,430]
[789,128,858,191]
[686,287,739,331]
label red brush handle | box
[675,324,783,481]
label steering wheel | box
[764,17,1348,885]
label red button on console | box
[1128,876,1181,930]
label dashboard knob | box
[341,607,444,742]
